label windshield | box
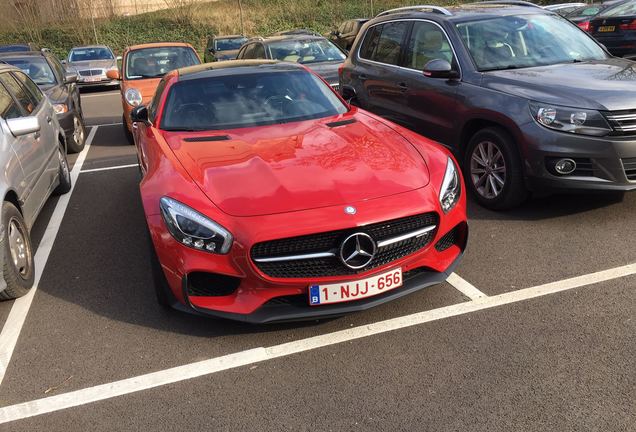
[599,0,636,17]
[125,47,200,80]
[215,38,247,51]
[161,70,347,131]
[267,39,346,64]
[456,14,607,72]
[3,57,56,85]
[69,47,114,62]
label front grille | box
[251,212,439,279]
[78,69,104,77]
[622,157,636,181]
[604,110,636,136]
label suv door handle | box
[358,74,368,81]
[46,116,52,124]
[398,82,408,92]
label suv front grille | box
[604,110,636,136]
[251,212,439,279]
[622,157,636,181]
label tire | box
[463,127,528,210]
[0,202,34,300]
[123,114,134,145]
[54,145,72,195]
[66,113,86,153]
[147,229,173,308]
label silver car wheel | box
[73,115,85,145]
[8,218,30,278]
[470,141,506,199]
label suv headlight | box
[159,197,233,254]
[439,157,461,213]
[530,102,611,136]
[125,88,142,107]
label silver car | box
[63,45,120,88]
[0,64,71,300]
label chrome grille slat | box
[603,109,636,136]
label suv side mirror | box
[106,69,121,80]
[64,73,78,84]
[423,59,459,79]
[6,116,40,137]
[130,105,149,124]
[341,85,357,104]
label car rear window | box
[161,69,348,131]
[125,47,200,80]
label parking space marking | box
[447,273,487,300]
[0,127,99,388]
[80,163,139,174]
[0,261,633,424]
[80,91,120,99]
[85,122,123,127]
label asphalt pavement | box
[0,88,633,431]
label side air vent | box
[184,135,231,142]
[325,118,357,128]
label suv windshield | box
[3,57,56,85]
[69,47,113,62]
[125,47,200,80]
[268,39,346,64]
[456,14,607,71]
[161,70,347,131]
[216,38,247,51]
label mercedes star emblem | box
[339,232,377,270]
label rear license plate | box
[598,25,616,32]
[309,268,402,306]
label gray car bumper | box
[521,121,636,192]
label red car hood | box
[163,114,430,217]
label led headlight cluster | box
[530,102,611,136]
[159,197,233,254]
[439,157,461,213]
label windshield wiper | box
[481,65,521,72]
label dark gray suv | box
[340,2,636,209]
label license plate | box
[598,25,615,32]
[84,76,102,82]
[309,268,402,306]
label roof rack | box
[468,1,542,9]
[376,5,453,17]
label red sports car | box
[131,60,467,323]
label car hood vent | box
[326,118,357,128]
[184,135,231,142]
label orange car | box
[107,42,201,143]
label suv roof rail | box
[376,5,453,17]
[468,1,543,9]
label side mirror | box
[130,105,149,124]
[6,116,40,137]
[116,55,122,61]
[423,59,459,79]
[208,47,216,54]
[106,69,121,80]
[64,73,78,84]
[61,59,66,65]
[341,85,357,104]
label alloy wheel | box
[8,218,31,279]
[73,115,85,145]
[470,140,507,199]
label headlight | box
[159,197,233,254]
[52,103,68,114]
[125,88,142,107]
[439,157,461,213]
[530,102,611,136]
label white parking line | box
[0,261,633,424]
[447,273,487,300]
[80,163,138,174]
[0,126,98,388]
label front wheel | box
[0,202,34,300]
[464,127,528,210]
[123,114,134,145]
[67,114,86,153]
[54,146,72,195]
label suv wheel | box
[67,114,86,153]
[464,127,528,210]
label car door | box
[1,72,58,226]
[397,20,460,145]
[352,20,412,125]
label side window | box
[1,73,38,114]
[148,77,168,122]
[47,56,65,83]
[252,43,266,58]
[13,71,44,105]
[372,21,410,65]
[0,81,23,120]
[359,25,382,59]
[403,21,455,70]
[242,44,256,58]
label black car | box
[329,19,369,50]
[236,35,346,89]
[0,51,85,153]
[590,0,636,58]
[340,3,636,209]
[204,35,248,62]
[565,0,628,31]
